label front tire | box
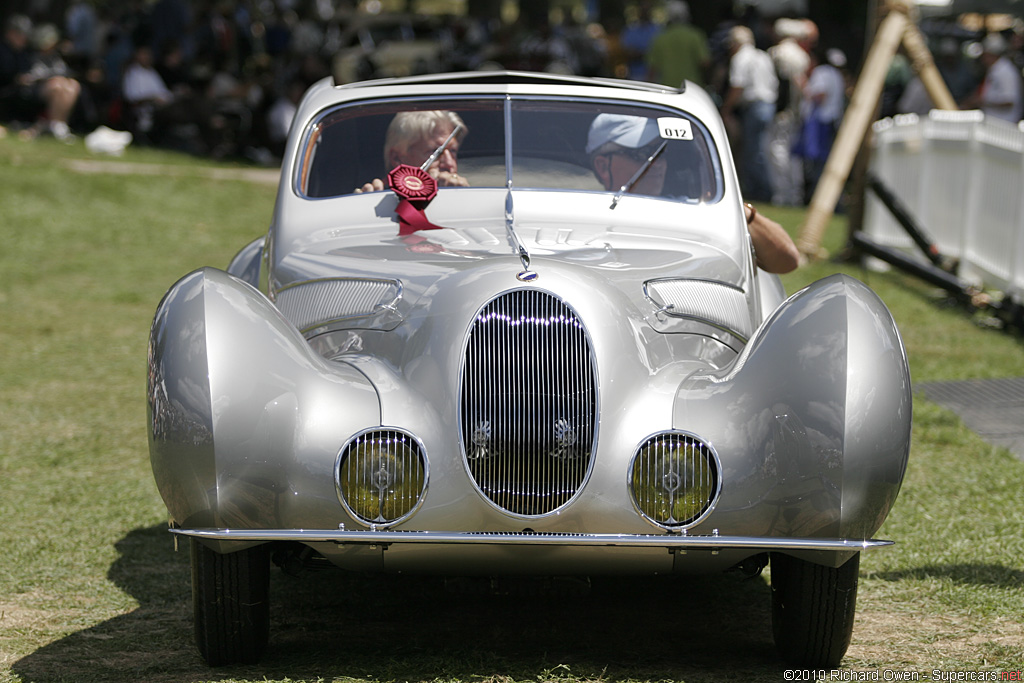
[191,538,270,666]
[771,552,859,668]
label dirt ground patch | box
[848,607,1024,670]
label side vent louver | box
[275,278,400,332]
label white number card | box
[657,117,693,141]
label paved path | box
[919,377,1024,460]
[62,158,280,185]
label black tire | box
[191,538,270,666]
[771,552,859,668]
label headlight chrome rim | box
[335,427,428,528]
[628,431,721,530]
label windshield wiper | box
[610,140,667,210]
[419,123,463,171]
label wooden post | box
[903,23,958,111]
[796,6,910,259]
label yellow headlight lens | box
[630,433,718,528]
[338,430,426,525]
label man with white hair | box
[965,33,1022,123]
[357,110,470,193]
[721,25,778,203]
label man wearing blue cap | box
[586,113,667,197]
[586,113,798,273]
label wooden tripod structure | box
[796,0,958,260]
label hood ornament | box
[505,184,535,282]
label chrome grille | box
[460,290,597,516]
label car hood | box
[269,189,750,302]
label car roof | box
[332,70,686,95]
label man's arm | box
[745,203,800,274]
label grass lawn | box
[0,138,1022,683]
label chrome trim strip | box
[171,528,893,551]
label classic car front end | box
[148,71,911,668]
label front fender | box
[674,274,911,552]
[147,268,380,541]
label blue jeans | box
[740,100,776,202]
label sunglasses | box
[610,142,664,164]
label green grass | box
[1,139,1022,682]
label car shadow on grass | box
[13,524,782,683]
[876,564,1024,588]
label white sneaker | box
[49,120,75,142]
[85,126,133,155]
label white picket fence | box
[865,110,1024,296]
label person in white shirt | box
[121,43,222,154]
[965,33,1023,123]
[721,25,778,203]
[121,44,173,133]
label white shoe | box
[85,126,133,155]
[49,120,75,142]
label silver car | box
[147,71,911,668]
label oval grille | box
[460,290,597,516]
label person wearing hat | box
[586,113,799,273]
[586,113,668,198]
[963,33,1022,123]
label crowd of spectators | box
[1,0,337,161]
[1,0,1021,202]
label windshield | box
[299,96,722,203]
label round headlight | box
[336,429,427,526]
[629,432,720,529]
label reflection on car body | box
[147,71,912,668]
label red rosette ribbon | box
[388,164,446,235]
[389,164,437,202]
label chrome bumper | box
[171,527,893,552]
